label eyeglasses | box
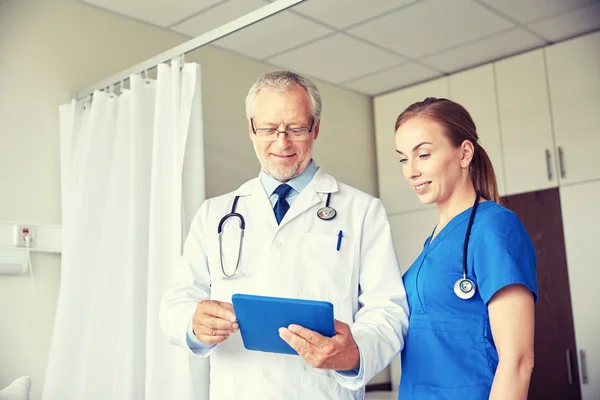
[251,119,315,142]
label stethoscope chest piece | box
[454,277,477,300]
[453,190,482,300]
[317,192,336,220]
[317,206,336,220]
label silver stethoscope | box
[217,192,337,279]
[453,190,481,300]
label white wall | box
[0,1,381,398]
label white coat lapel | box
[280,169,338,226]
[245,178,280,229]
[228,178,272,223]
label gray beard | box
[263,162,301,182]
[254,141,307,182]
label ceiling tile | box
[477,0,598,24]
[342,63,442,96]
[291,0,418,29]
[171,0,267,37]
[420,28,546,73]
[210,10,333,60]
[347,0,515,59]
[527,2,600,41]
[265,33,405,84]
[82,0,223,27]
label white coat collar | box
[230,168,339,227]
[232,167,338,197]
[310,168,339,194]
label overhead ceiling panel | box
[82,0,223,27]
[342,62,442,96]
[291,0,418,29]
[347,0,515,59]
[211,9,333,60]
[266,33,406,84]
[477,0,598,24]
[527,2,600,41]
[421,28,545,73]
[171,0,267,38]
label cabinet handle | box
[566,349,573,385]
[558,146,566,179]
[580,349,589,384]
[545,149,553,181]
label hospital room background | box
[0,0,599,399]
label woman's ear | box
[459,140,475,169]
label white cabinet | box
[449,64,506,196]
[374,77,449,214]
[495,49,558,195]
[388,207,438,274]
[545,31,600,185]
[560,181,600,400]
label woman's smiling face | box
[395,116,466,205]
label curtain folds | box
[43,61,208,400]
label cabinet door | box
[495,49,558,195]
[373,77,449,214]
[560,181,600,400]
[503,189,581,400]
[546,31,600,185]
[449,64,506,196]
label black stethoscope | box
[217,192,337,279]
[453,190,481,300]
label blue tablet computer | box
[231,293,335,355]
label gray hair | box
[245,71,322,121]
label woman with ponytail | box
[393,98,537,399]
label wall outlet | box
[13,225,35,247]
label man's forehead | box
[255,85,305,101]
[254,90,310,118]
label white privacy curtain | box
[42,60,209,400]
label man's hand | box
[279,319,360,371]
[192,300,238,345]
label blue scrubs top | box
[398,201,538,399]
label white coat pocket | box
[297,233,355,303]
[300,369,359,400]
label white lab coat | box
[160,169,409,400]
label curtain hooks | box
[83,94,92,110]
[119,79,125,94]
[143,69,150,84]
[170,54,185,71]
